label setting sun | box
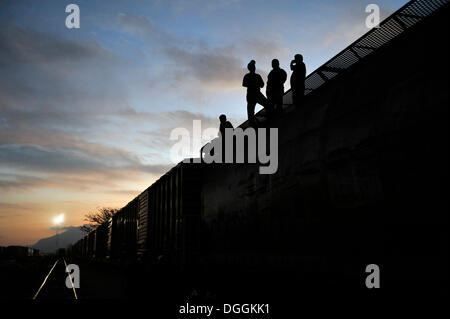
[53,214,64,225]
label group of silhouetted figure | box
[217,54,306,135]
[243,54,306,126]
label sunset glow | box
[0,0,408,246]
[53,214,64,226]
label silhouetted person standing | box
[267,59,287,114]
[242,60,272,125]
[290,54,306,107]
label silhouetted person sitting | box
[242,60,273,125]
[219,114,234,162]
[290,54,306,107]
[267,59,287,114]
[219,114,234,137]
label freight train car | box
[69,240,81,258]
[6,246,31,259]
[108,197,138,261]
[30,248,39,257]
[106,218,113,259]
[200,0,450,284]
[77,239,83,257]
[87,230,96,258]
[94,222,109,260]
[71,161,203,267]
[137,161,203,270]
[82,236,88,258]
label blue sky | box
[0,0,408,245]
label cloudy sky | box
[0,0,407,245]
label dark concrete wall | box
[200,5,449,287]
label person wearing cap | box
[290,54,306,107]
[242,60,273,125]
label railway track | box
[32,258,78,300]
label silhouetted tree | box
[80,207,118,233]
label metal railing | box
[282,0,449,105]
